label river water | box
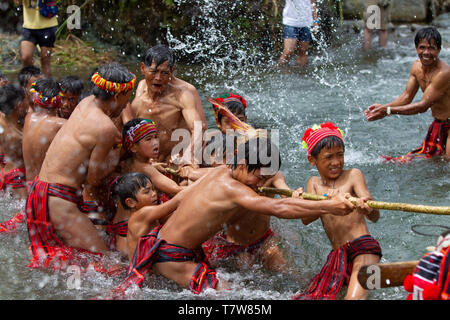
[0,19,449,300]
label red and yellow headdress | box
[208,97,253,135]
[124,119,157,150]
[91,72,136,94]
[29,82,62,109]
[301,122,344,155]
[215,93,247,109]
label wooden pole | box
[258,187,450,215]
[357,260,419,289]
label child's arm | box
[301,177,321,225]
[351,169,380,223]
[136,190,185,227]
[144,164,185,196]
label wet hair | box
[415,27,441,49]
[230,136,281,173]
[17,66,43,88]
[59,75,84,95]
[0,84,25,116]
[216,100,246,123]
[91,63,134,101]
[33,78,62,100]
[142,44,175,70]
[310,135,345,159]
[110,172,153,210]
[203,132,231,166]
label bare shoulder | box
[436,61,450,81]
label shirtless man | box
[22,78,66,181]
[364,27,450,160]
[114,136,355,294]
[26,63,136,262]
[127,45,203,163]
[0,84,28,199]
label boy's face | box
[308,145,344,180]
[234,165,274,189]
[59,91,80,118]
[219,113,246,133]
[134,182,158,210]
[132,132,159,159]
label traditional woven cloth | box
[105,219,128,250]
[202,228,275,264]
[25,177,103,270]
[301,122,344,155]
[292,234,382,300]
[0,167,27,191]
[382,119,450,163]
[0,211,25,233]
[114,225,217,294]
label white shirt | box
[282,0,313,28]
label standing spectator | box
[14,0,58,77]
[362,0,391,49]
[278,0,319,66]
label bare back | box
[158,166,246,249]
[0,114,25,170]
[22,111,66,181]
[39,95,122,189]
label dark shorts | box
[21,26,57,48]
[283,25,312,42]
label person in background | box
[278,0,319,66]
[14,0,58,77]
[362,0,391,49]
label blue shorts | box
[283,25,312,42]
[21,26,57,48]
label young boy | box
[58,75,84,119]
[0,84,29,199]
[109,172,184,260]
[293,122,382,300]
[22,78,66,182]
[213,93,248,134]
[17,66,44,112]
[121,118,185,198]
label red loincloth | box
[382,119,450,163]
[0,211,25,233]
[105,219,128,251]
[25,177,104,271]
[0,167,26,191]
[292,234,382,300]
[113,225,217,296]
[202,228,275,264]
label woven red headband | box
[302,122,344,155]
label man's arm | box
[179,90,203,166]
[389,69,449,116]
[364,64,420,121]
[231,182,354,220]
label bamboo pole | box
[258,187,450,215]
